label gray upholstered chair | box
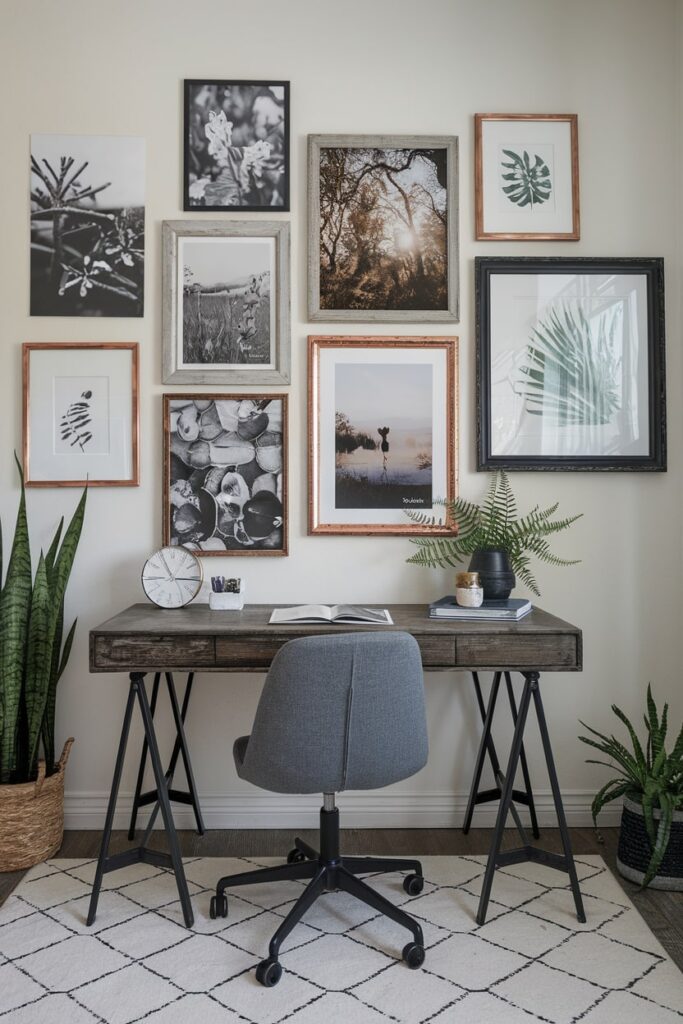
[210,631,429,987]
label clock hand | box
[159,550,176,581]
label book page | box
[270,605,332,623]
[333,606,390,623]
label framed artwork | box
[184,80,289,211]
[475,114,579,240]
[308,336,458,535]
[162,220,290,386]
[30,134,145,316]
[308,135,459,322]
[23,342,139,487]
[476,257,666,471]
[163,394,288,555]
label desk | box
[87,603,585,929]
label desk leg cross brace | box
[476,672,586,927]
[87,673,195,929]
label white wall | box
[0,0,681,829]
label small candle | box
[455,571,484,608]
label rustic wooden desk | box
[87,604,584,929]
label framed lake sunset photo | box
[308,336,458,535]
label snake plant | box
[0,456,86,783]
[579,687,683,887]
[405,471,581,596]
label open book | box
[269,604,393,625]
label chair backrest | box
[239,631,428,794]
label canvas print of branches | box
[319,146,448,312]
[185,81,288,210]
[30,134,144,317]
[335,363,433,510]
[167,397,286,554]
[180,238,273,368]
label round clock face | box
[142,546,203,608]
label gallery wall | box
[1,0,681,828]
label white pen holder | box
[209,583,245,611]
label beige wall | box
[0,0,680,828]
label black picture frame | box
[183,79,290,212]
[479,256,663,471]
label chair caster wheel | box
[403,874,424,896]
[209,893,228,919]
[287,848,306,864]
[402,942,426,969]
[256,957,282,987]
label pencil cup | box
[209,583,245,611]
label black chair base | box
[212,807,426,986]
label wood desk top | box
[89,604,582,674]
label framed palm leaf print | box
[476,257,666,471]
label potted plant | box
[579,687,683,889]
[405,470,582,597]
[0,457,86,871]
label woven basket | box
[0,738,73,872]
[616,794,683,890]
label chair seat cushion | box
[233,734,250,773]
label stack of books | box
[428,596,532,621]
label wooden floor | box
[1,827,681,970]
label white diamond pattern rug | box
[0,855,681,1024]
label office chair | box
[210,631,429,987]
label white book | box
[270,604,393,625]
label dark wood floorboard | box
[2,827,681,970]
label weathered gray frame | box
[308,134,459,323]
[162,219,291,385]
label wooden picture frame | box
[476,257,666,471]
[23,342,139,487]
[475,114,579,240]
[162,219,290,386]
[184,79,290,212]
[308,336,458,535]
[163,394,288,555]
[308,135,459,322]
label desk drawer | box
[216,637,286,668]
[93,635,215,668]
[416,636,456,667]
[456,633,577,670]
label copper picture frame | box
[23,342,139,487]
[308,335,458,535]
[163,393,288,556]
[475,113,579,241]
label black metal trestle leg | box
[87,673,195,929]
[476,673,585,926]
[128,672,204,843]
[463,671,540,840]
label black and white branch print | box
[60,390,94,452]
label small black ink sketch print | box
[30,133,145,316]
[60,390,93,451]
[184,80,290,211]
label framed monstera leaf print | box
[476,257,666,471]
[475,114,579,240]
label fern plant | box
[406,471,581,596]
[579,687,683,887]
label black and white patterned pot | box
[616,795,683,890]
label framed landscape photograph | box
[476,257,666,471]
[184,80,289,211]
[23,342,139,487]
[163,394,287,555]
[30,133,145,316]
[475,114,579,240]
[162,220,290,385]
[308,135,459,322]
[308,336,458,534]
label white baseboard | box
[63,790,621,830]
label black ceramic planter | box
[468,549,515,600]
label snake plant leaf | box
[500,149,552,208]
[517,304,621,426]
[0,455,33,782]
[45,517,64,574]
[590,778,631,823]
[611,704,647,777]
[642,794,674,887]
[24,552,54,780]
[50,487,87,611]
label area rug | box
[0,855,681,1023]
